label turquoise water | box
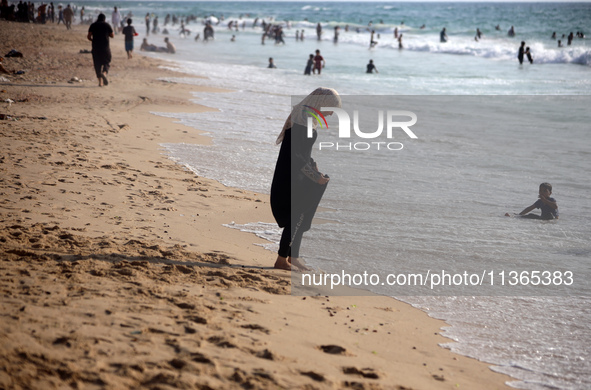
[76,1,591,95]
[78,1,591,93]
[78,2,591,389]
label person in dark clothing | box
[87,13,114,87]
[525,46,533,64]
[121,18,137,59]
[63,4,73,29]
[56,4,63,24]
[271,87,341,271]
[366,59,378,73]
[505,183,558,220]
[145,13,150,36]
[440,27,448,42]
[517,41,525,65]
[304,54,313,75]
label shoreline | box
[1,21,512,389]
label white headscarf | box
[276,87,341,145]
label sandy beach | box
[0,21,512,389]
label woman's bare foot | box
[273,255,291,270]
[290,257,311,271]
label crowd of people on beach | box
[1,1,587,78]
[0,0,100,25]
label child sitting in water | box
[506,182,559,220]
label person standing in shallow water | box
[145,13,150,36]
[525,47,533,64]
[440,27,448,42]
[87,13,114,87]
[271,87,341,271]
[304,54,313,75]
[313,49,325,74]
[369,30,378,48]
[366,59,378,73]
[517,41,525,64]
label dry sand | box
[0,21,511,389]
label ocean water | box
[81,1,590,389]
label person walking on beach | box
[517,41,525,64]
[122,18,137,59]
[38,3,48,24]
[366,59,378,73]
[111,6,121,34]
[63,4,73,29]
[87,13,114,87]
[56,4,64,25]
[271,87,341,271]
[49,2,54,23]
[398,33,403,49]
[316,22,322,41]
[313,49,325,74]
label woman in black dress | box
[271,87,341,270]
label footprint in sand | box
[300,370,326,382]
[342,366,381,379]
[319,344,349,355]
